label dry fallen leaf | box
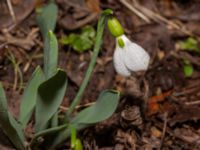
[147,90,172,116]
[0,0,36,29]
[85,0,101,13]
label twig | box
[119,0,194,37]
[61,13,98,30]
[6,0,16,23]
[0,28,39,50]
[185,100,200,105]
[59,102,95,112]
[133,0,192,36]
[0,42,7,49]
[119,0,151,23]
[159,112,168,150]
[6,49,23,91]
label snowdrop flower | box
[113,35,150,76]
[107,17,150,77]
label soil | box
[0,0,200,149]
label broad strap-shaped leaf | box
[72,90,120,124]
[30,124,68,148]
[19,66,45,127]
[44,31,58,79]
[51,90,120,149]
[36,1,58,38]
[35,69,67,132]
[0,83,26,150]
[50,90,120,149]
[36,1,58,79]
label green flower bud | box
[107,17,124,37]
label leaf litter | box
[0,0,200,149]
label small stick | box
[120,0,194,37]
[0,42,7,49]
[6,0,16,23]
[59,102,95,112]
[159,112,168,150]
[119,0,151,23]
[185,100,200,105]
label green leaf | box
[30,124,68,148]
[179,37,199,52]
[72,36,93,52]
[72,90,120,124]
[36,2,59,127]
[50,90,120,148]
[183,64,193,77]
[36,1,58,38]
[60,34,77,45]
[50,9,114,149]
[44,31,58,79]
[36,1,58,79]
[8,112,25,142]
[35,69,67,132]
[81,26,96,39]
[60,25,96,52]
[19,66,45,127]
[0,83,26,150]
[50,111,59,127]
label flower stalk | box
[67,9,113,116]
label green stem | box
[50,124,87,149]
[70,125,77,148]
[67,9,113,116]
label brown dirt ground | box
[0,0,200,149]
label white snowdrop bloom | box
[113,35,150,77]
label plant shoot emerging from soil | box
[0,6,120,150]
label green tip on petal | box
[107,17,124,37]
[117,37,125,48]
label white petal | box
[124,42,150,71]
[120,34,132,43]
[113,46,131,76]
